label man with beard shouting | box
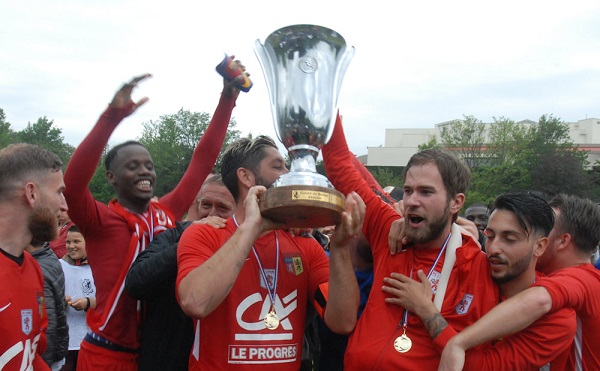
[0,143,68,370]
[320,115,498,370]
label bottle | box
[216,54,252,92]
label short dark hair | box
[0,143,63,200]
[104,141,145,171]
[220,136,278,202]
[491,191,554,238]
[404,149,470,200]
[67,225,80,233]
[549,193,600,255]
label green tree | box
[522,114,590,197]
[16,116,74,163]
[439,115,486,169]
[87,145,115,203]
[417,135,442,151]
[367,166,404,190]
[486,117,528,166]
[0,109,16,148]
[138,109,241,197]
[436,114,593,204]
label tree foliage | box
[138,109,241,197]
[439,115,487,168]
[0,109,16,148]
[435,114,595,204]
[0,112,74,164]
[16,116,75,163]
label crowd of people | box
[1,58,599,371]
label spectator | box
[64,70,245,370]
[176,135,365,370]
[125,174,235,371]
[0,143,68,370]
[464,203,489,250]
[60,225,96,371]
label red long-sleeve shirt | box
[64,93,235,349]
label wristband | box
[85,297,91,311]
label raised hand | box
[193,215,228,229]
[110,73,152,116]
[221,57,250,99]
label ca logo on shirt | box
[21,309,32,335]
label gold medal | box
[393,333,412,353]
[264,310,280,330]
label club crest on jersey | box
[259,269,276,291]
[455,293,474,315]
[284,255,304,276]
[21,309,33,335]
[429,270,441,294]
[36,290,45,318]
[82,279,94,295]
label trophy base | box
[260,185,345,228]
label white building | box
[365,118,600,167]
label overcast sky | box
[2,0,599,156]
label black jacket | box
[125,221,193,371]
[31,245,69,366]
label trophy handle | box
[254,39,281,142]
[327,46,355,145]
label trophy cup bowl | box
[255,24,354,228]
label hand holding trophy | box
[254,24,354,228]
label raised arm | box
[160,77,243,219]
[322,113,398,252]
[64,74,152,225]
[323,191,364,334]
[177,186,280,318]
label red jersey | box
[0,251,50,370]
[176,220,329,370]
[433,273,576,370]
[533,263,600,370]
[64,94,235,350]
[322,117,499,370]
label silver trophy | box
[255,24,354,228]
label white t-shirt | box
[60,260,96,350]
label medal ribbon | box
[232,215,280,311]
[401,232,451,331]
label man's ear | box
[450,193,465,214]
[237,168,255,189]
[555,232,572,252]
[533,236,549,258]
[24,182,38,207]
[106,170,116,185]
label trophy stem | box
[288,144,319,173]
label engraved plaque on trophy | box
[254,24,354,228]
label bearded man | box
[0,143,68,370]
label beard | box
[255,173,275,188]
[404,204,451,244]
[28,206,59,243]
[490,251,532,284]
